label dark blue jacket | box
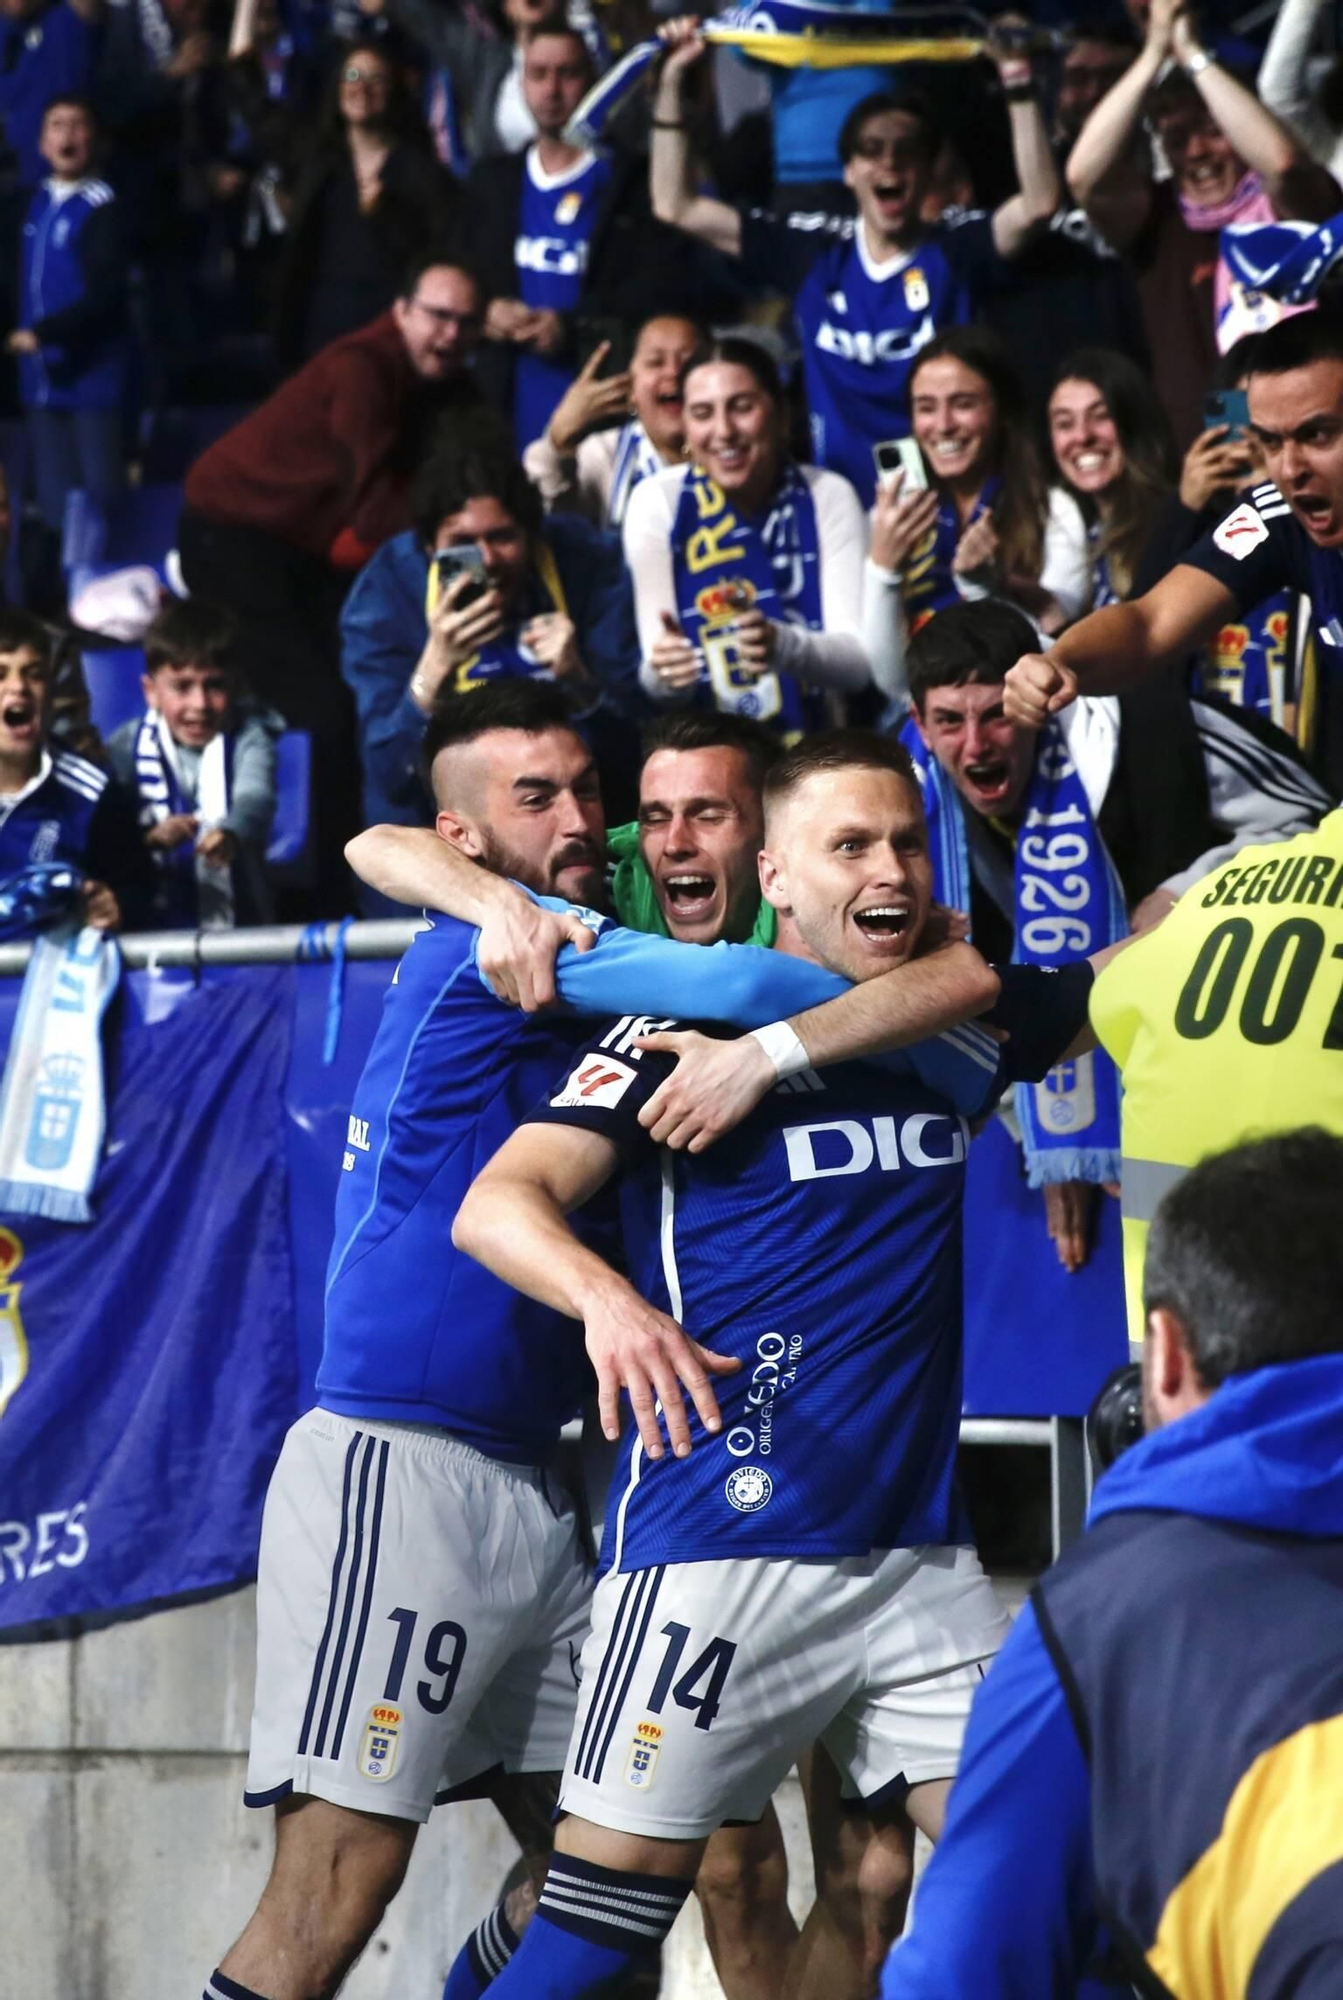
[339,511,641,831]
[882,1354,1343,2000]
[19,177,129,411]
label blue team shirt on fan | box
[0,748,108,875]
[739,207,1003,504]
[318,899,872,1461]
[530,1012,1024,1569]
[513,146,612,450]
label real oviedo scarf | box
[670,461,825,737]
[902,714,1125,1186]
[134,710,235,927]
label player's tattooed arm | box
[454,1122,740,1456]
[344,825,594,1009]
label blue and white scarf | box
[565,2,1002,147]
[426,541,571,695]
[671,460,824,735]
[134,711,235,929]
[903,477,1001,631]
[1222,211,1343,305]
[607,419,663,530]
[1196,591,1293,724]
[0,920,120,1222]
[902,715,1125,1186]
[1087,522,1118,610]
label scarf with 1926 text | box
[902,713,1125,1186]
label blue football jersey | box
[317,900,867,1460]
[530,1015,1014,1568]
[513,145,612,450]
[740,209,1002,504]
[0,748,108,875]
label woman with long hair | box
[871,326,1090,646]
[273,41,457,367]
[1046,347,1180,606]
[624,337,892,733]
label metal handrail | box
[0,919,425,978]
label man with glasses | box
[179,253,485,912]
[649,20,1062,504]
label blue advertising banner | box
[0,951,1126,1640]
[0,965,297,1640]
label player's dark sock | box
[442,1899,521,1997]
[486,1855,693,1996]
[202,1973,271,2000]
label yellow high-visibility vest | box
[1091,809,1343,1349]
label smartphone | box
[434,544,489,609]
[575,314,633,378]
[1204,388,1250,434]
[873,437,928,492]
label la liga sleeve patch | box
[550,1054,639,1110]
[1212,502,1271,560]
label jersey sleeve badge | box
[1213,503,1271,559]
[550,1054,638,1109]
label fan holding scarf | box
[623,337,896,737]
[900,599,1328,1274]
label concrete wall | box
[0,1586,817,1998]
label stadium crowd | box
[2,0,1341,1990]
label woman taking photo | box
[623,337,893,734]
[869,326,1090,649]
[1046,347,1181,608]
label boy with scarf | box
[105,600,277,931]
[900,598,1327,1273]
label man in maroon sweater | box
[179,255,484,913]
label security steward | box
[1090,808,1343,1348]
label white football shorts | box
[560,1543,1007,1840]
[245,1407,591,1823]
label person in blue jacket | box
[7,94,129,533]
[340,426,644,902]
[882,1124,1343,2000]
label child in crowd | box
[0,608,146,932]
[104,600,278,930]
[6,95,130,535]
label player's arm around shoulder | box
[635,936,1001,1153]
[454,1091,738,1458]
[345,825,596,1009]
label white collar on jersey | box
[525,142,598,193]
[855,223,925,284]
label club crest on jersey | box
[1212,503,1270,559]
[624,1719,663,1789]
[555,190,583,224]
[725,1464,773,1513]
[902,267,930,311]
[552,1054,637,1109]
[695,579,756,623]
[358,1703,402,1782]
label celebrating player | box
[451,732,1101,1999]
[205,687,1005,2000]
